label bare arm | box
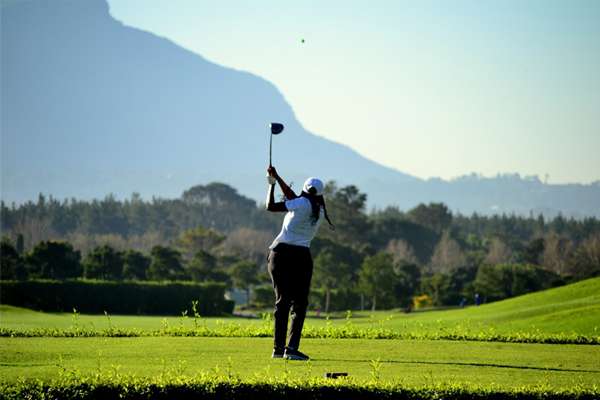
[266,170,287,212]
[268,166,297,200]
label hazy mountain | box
[2,0,599,218]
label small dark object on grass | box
[325,372,348,379]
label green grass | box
[1,337,599,391]
[396,277,600,336]
[2,279,599,398]
[1,278,599,341]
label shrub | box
[83,245,124,280]
[310,288,362,312]
[252,284,274,308]
[1,374,598,400]
[412,294,432,309]
[0,238,26,280]
[24,241,82,280]
[474,263,560,302]
[148,246,184,280]
[0,280,234,315]
[122,250,151,280]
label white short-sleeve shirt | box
[269,196,324,249]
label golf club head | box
[270,122,284,135]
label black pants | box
[267,243,313,351]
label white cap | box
[303,177,324,196]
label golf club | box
[269,122,284,167]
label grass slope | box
[1,278,599,338]
[390,277,600,336]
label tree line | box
[0,228,262,306]
[2,182,599,311]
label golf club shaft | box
[268,122,283,168]
[269,134,273,167]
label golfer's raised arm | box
[266,180,275,210]
[268,166,297,200]
[266,168,287,212]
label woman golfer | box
[266,166,333,360]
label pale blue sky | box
[107,0,600,184]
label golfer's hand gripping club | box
[267,166,277,185]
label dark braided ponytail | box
[302,188,335,230]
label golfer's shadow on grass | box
[311,359,599,374]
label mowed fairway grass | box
[1,278,599,392]
[1,337,600,390]
[2,277,599,336]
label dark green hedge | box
[0,280,234,316]
[252,284,274,308]
[0,380,597,400]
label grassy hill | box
[1,278,599,338]
[383,277,600,336]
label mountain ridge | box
[1,0,599,217]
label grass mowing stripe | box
[2,325,598,345]
[1,337,599,391]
